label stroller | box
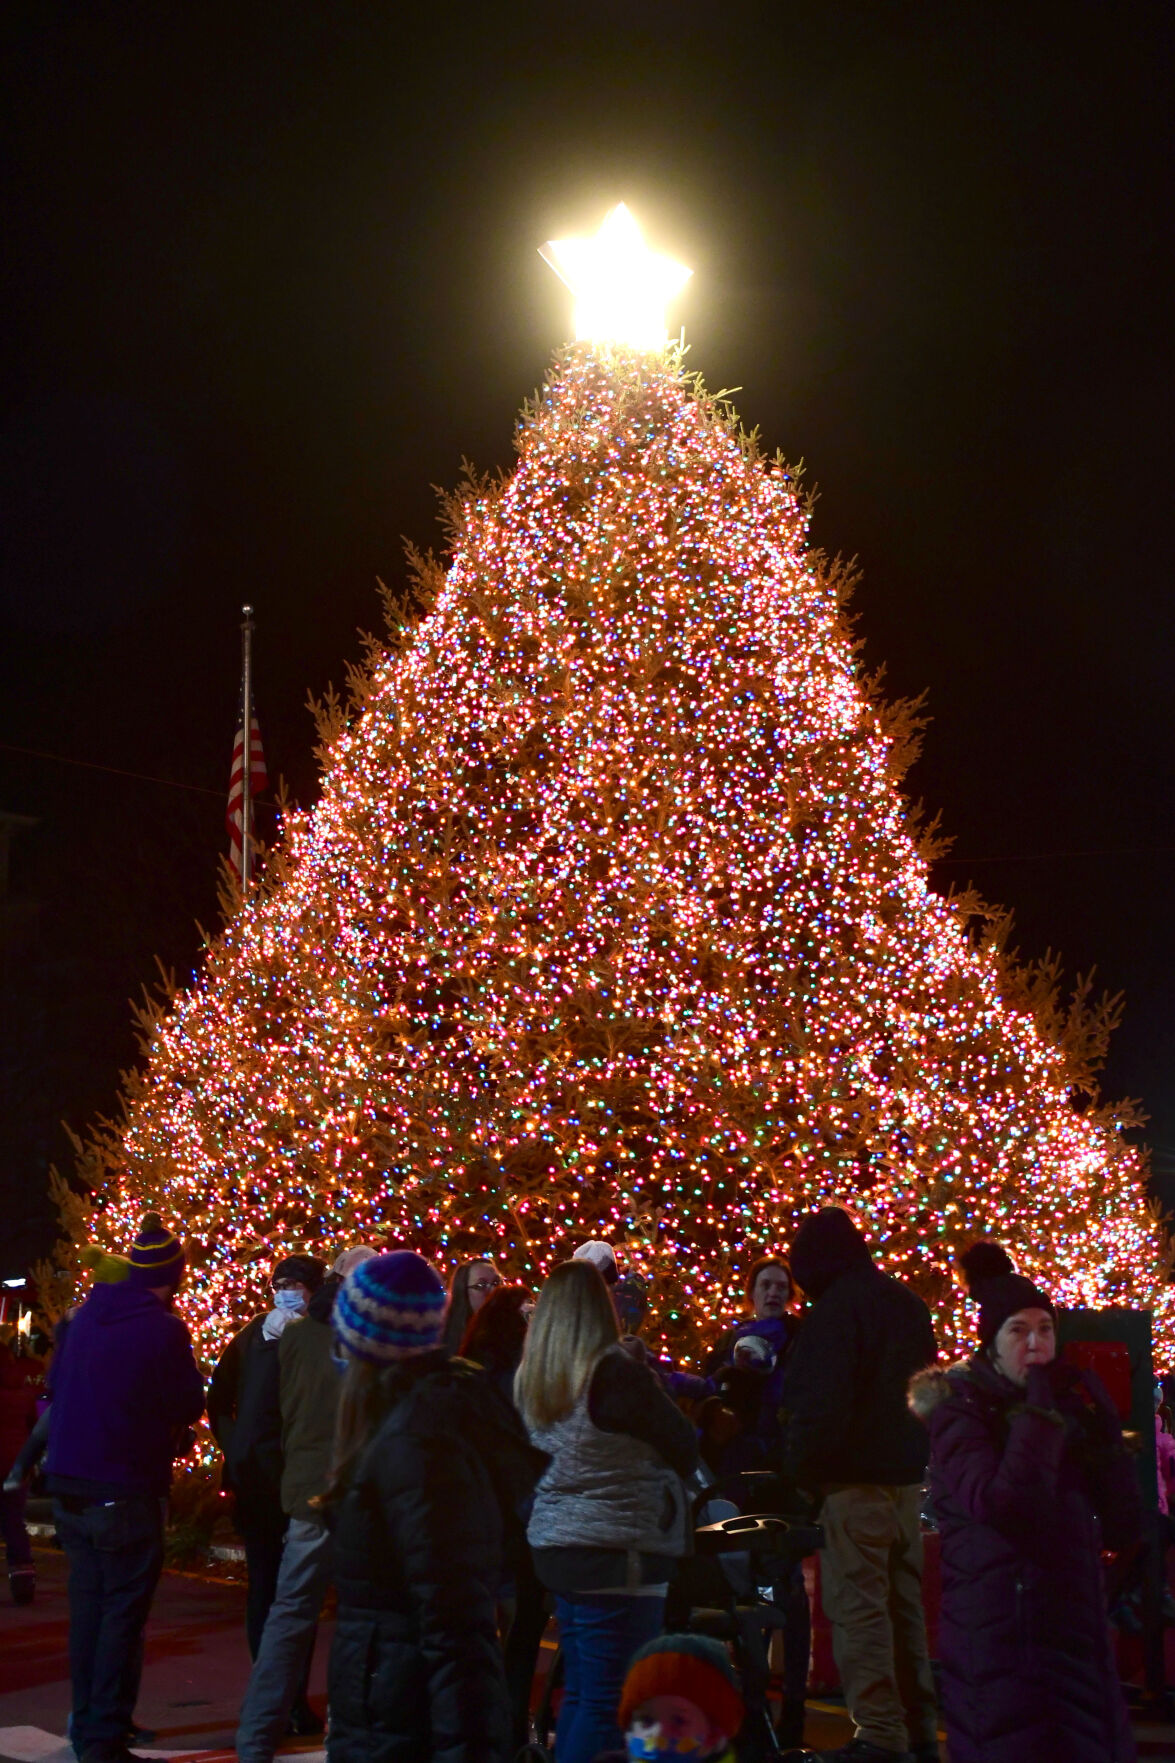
[519,1467,823,1763]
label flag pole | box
[240,603,255,890]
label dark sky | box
[1,3,1171,1276]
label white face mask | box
[274,1288,306,1314]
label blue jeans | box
[554,1591,665,1763]
[53,1494,165,1759]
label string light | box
[58,345,1170,1374]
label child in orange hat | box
[608,1633,744,1762]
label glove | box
[1025,1364,1058,1411]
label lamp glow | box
[540,203,692,350]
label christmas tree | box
[47,207,1170,1366]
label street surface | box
[4,1545,1175,1760]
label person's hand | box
[1026,1364,1058,1411]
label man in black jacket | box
[208,1251,325,1730]
[782,1207,938,1763]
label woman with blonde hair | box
[518,1259,698,1763]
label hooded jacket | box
[45,1282,204,1497]
[911,1354,1139,1763]
[328,1352,547,1763]
[781,1207,936,1485]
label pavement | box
[0,1546,329,1762]
[4,1543,1175,1760]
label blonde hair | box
[515,1260,620,1431]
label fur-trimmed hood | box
[908,1361,968,1422]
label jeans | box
[553,1591,666,1763]
[820,1483,938,1752]
[236,1517,331,1763]
[53,1494,165,1759]
[2,1482,34,1569]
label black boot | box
[9,1566,35,1606]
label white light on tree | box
[540,203,692,350]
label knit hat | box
[332,1246,377,1280]
[127,1214,185,1289]
[789,1206,871,1299]
[731,1316,790,1369]
[572,1240,618,1284]
[619,1633,744,1737]
[960,1241,1055,1349]
[271,1253,327,1292]
[334,1250,447,1365]
[79,1244,132,1284]
[613,1273,649,1333]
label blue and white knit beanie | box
[335,1250,447,1365]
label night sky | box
[1,4,1171,1277]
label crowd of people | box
[0,1204,1154,1763]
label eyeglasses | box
[469,1277,502,1293]
[272,1279,303,1292]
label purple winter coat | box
[911,1354,1139,1763]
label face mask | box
[626,1733,709,1760]
[621,1727,705,1755]
[274,1289,306,1313]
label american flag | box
[227,680,268,880]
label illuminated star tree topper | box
[540,202,692,350]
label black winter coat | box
[913,1355,1140,1763]
[327,1352,546,1763]
[781,1261,936,1485]
[208,1315,282,1514]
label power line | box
[0,740,276,808]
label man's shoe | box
[286,1700,324,1737]
[912,1746,941,1762]
[125,1728,157,1747]
[817,1743,916,1763]
[80,1746,142,1763]
[9,1567,35,1605]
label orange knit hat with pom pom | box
[618,1633,743,1737]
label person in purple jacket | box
[47,1214,204,1763]
[909,1242,1140,1763]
